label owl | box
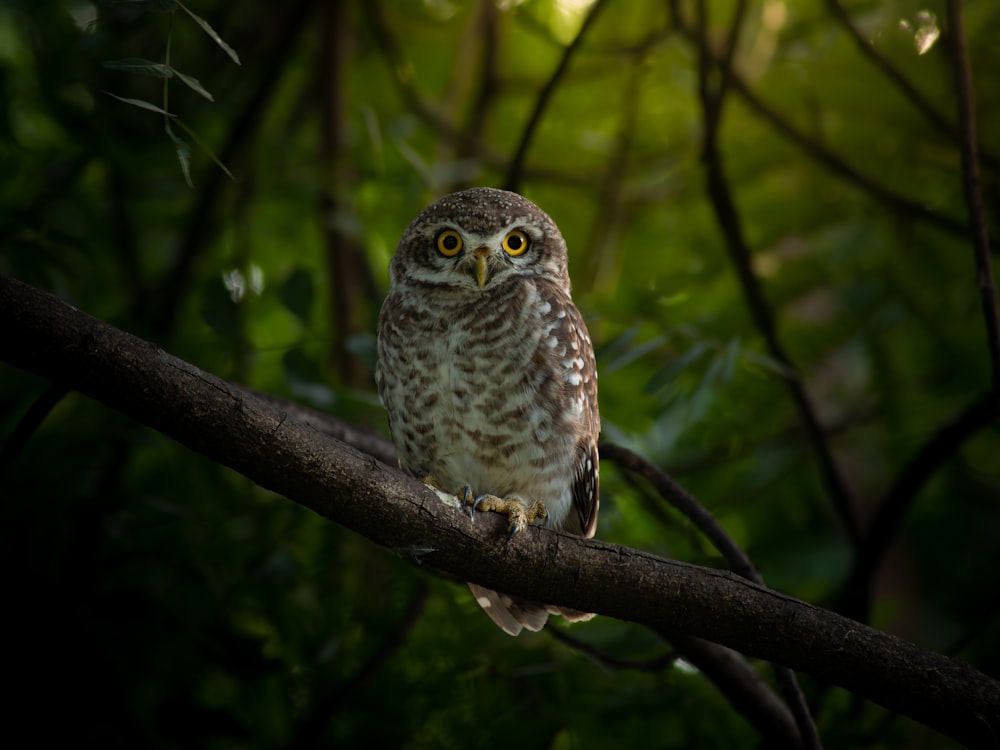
[375,187,599,635]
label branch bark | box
[2,275,999,748]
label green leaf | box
[165,120,193,188]
[98,0,178,11]
[169,67,214,101]
[102,58,173,78]
[172,119,234,180]
[740,348,797,380]
[176,0,241,65]
[644,340,714,394]
[104,91,175,116]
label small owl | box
[375,187,599,635]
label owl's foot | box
[462,488,548,539]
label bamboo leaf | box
[175,0,241,65]
[98,0,178,11]
[170,68,214,101]
[104,91,175,117]
[102,58,174,78]
[173,119,234,181]
[164,120,193,188]
[644,340,714,394]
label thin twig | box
[684,0,860,544]
[691,6,825,747]
[0,380,71,483]
[287,581,430,749]
[948,0,1000,397]
[502,0,612,193]
[663,632,808,749]
[667,0,967,239]
[456,0,500,167]
[823,0,1000,172]
[600,446,823,750]
[363,0,492,161]
[545,623,678,672]
[840,393,999,621]
[601,443,757,580]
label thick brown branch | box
[1,275,998,748]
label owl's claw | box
[461,486,476,520]
[467,493,547,539]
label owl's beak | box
[474,247,490,288]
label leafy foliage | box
[1,0,998,747]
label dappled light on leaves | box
[900,11,941,56]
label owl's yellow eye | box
[502,230,529,256]
[436,230,463,257]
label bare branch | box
[601,443,756,580]
[0,380,71,482]
[840,393,999,621]
[668,0,967,238]
[544,624,678,673]
[663,632,805,749]
[288,581,430,748]
[824,0,999,173]
[947,0,1000,396]
[2,275,999,748]
[686,0,860,543]
[502,0,611,193]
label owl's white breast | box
[377,277,585,530]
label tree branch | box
[1,275,998,748]
[689,0,860,544]
[947,0,1000,397]
[502,0,611,193]
[0,380,70,482]
[823,0,1000,173]
[668,0,967,239]
[288,581,430,748]
[840,392,1000,621]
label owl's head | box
[389,188,570,293]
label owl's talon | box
[468,494,546,539]
[506,514,525,540]
[462,486,476,519]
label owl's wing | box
[573,436,600,538]
[554,293,600,539]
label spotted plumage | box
[375,187,599,635]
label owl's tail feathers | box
[467,583,595,636]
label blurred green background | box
[1,0,998,747]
